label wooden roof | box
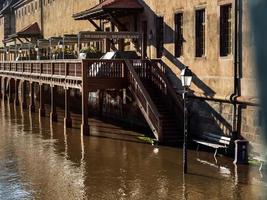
[73,0,143,20]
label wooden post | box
[50,85,58,122]
[14,79,19,105]
[8,78,13,103]
[29,82,35,112]
[64,88,72,128]
[1,77,6,100]
[21,81,28,109]
[81,61,90,135]
[39,83,45,117]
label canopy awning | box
[73,0,143,20]
[3,22,41,43]
[36,31,142,49]
[79,31,142,40]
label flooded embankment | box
[0,102,266,200]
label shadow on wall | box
[137,1,233,137]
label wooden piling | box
[39,83,45,117]
[50,85,58,122]
[21,81,28,109]
[14,79,19,106]
[64,88,72,128]
[81,60,90,136]
[8,78,13,103]
[29,82,35,112]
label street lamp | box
[34,45,39,52]
[180,66,192,174]
[58,40,63,49]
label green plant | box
[80,46,101,54]
[137,136,156,145]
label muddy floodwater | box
[0,101,266,200]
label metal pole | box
[183,88,188,174]
[50,39,52,60]
[63,38,65,60]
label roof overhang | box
[3,22,41,44]
[73,0,143,20]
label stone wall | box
[139,0,261,154]
[14,0,97,38]
[0,16,4,47]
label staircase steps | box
[141,78,183,145]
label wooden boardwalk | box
[0,59,183,144]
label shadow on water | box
[0,102,267,200]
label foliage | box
[80,46,101,54]
[137,136,156,145]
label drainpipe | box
[230,0,241,140]
[39,0,44,37]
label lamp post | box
[58,40,64,59]
[180,66,192,174]
[5,48,9,61]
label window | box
[195,9,205,57]
[175,12,183,57]
[156,16,164,58]
[220,4,232,56]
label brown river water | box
[0,101,267,200]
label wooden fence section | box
[0,60,128,90]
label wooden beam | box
[107,12,127,31]
[88,19,102,31]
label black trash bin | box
[233,140,249,164]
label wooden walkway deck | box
[0,59,183,144]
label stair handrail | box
[150,60,183,114]
[125,60,162,140]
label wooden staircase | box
[125,60,184,145]
[142,79,183,145]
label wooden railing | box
[150,60,183,119]
[125,60,162,140]
[131,59,183,117]
[0,60,82,78]
[83,59,126,78]
[127,60,183,139]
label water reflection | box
[0,103,267,200]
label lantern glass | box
[181,76,192,87]
[180,67,192,87]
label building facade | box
[0,0,263,155]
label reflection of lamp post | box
[148,30,153,58]
[180,66,192,174]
